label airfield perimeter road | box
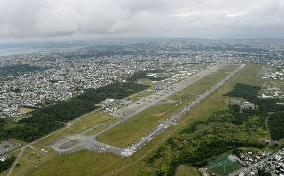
[51,64,245,157]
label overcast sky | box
[0,0,284,39]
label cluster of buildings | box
[228,98,256,111]
[238,151,272,166]
[0,140,21,162]
[0,51,203,118]
[234,148,284,176]
[259,65,284,101]
[98,98,134,113]
[260,83,284,100]
[261,65,284,81]
[0,39,283,118]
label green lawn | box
[29,151,127,176]
[97,102,181,147]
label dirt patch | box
[153,112,167,117]
[20,107,34,113]
[58,139,81,149]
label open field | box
[175,165,199,176]
[97,103,182,147]
[128,88,154,101]
[4,64,264,176]
[96,65,237,147]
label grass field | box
[97,102,184,147]
[4,64,264,176]
[96,65,237,147]
[128,88,154,101]
[175,165,199,176]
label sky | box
[0,0,284,40]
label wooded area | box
[0,157,15,173]
[127,70,166,81]
[0,82,149,142]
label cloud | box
[0,0,283,38]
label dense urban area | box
[0,39,283,176]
